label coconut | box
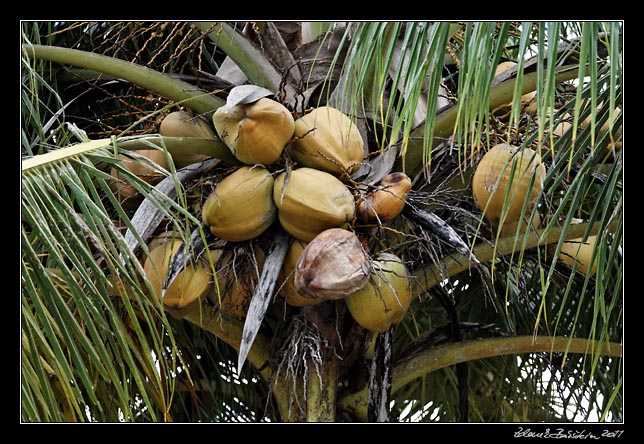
[202,166,276,242]
[273,167,355,242]
[344,253,412,332]
[143,237,211,318]
[289,106,364,178]
[472,143,546,227]
[109,149,168,210]
[557,235,598,277]
[159,110,215,166]
[493,61,538,115]
[277,239,324,307]
[356,171,412,224]
[499,212,541,237]
[293,228,370,301]
[213,97,294,166]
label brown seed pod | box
[294,228,370,301]
[356,171,412,224]
[344,252,412,333]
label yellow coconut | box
[542,107,573,137]
[344,253,412,333]
[472,143,546,227]
[493,61,538,115]
[159,110,215,167]
[143,238,211,318]
[109,149,168,210]
[289,106,364,178]
[202,166,276,242]
[580,103,622,133]
[213,97,294,166]
[273,167,356,242]
[522,91,538,115]
[557,235,598,277]
[494,61,518,78]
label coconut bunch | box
[201,86,416,245]
[123,85,418,330]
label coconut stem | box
[303,302,341,422]
[21,44,224,116]
[194,22,298,105]
[411,219,618,299]
[339,335,622,421]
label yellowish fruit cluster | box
[126,91,417,327]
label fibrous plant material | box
[207,244,265,317]
[294,228,371,301]
[273,315,331,420]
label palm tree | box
[21,21,622,423]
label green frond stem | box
[339,335,622,421]
[193,22,297,103]
[306,353,338,422]
[22,135,239,173]
[411,219,618,298]
[21,44,224,116]
[398,67,580,176]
